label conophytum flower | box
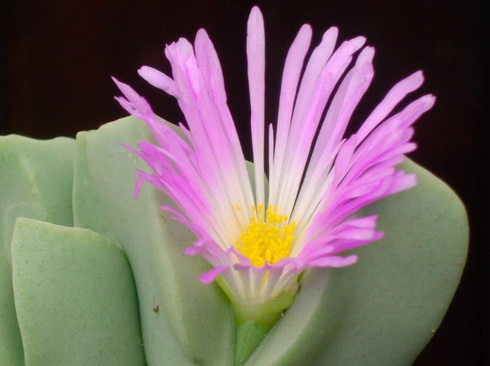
[114,6,435,327]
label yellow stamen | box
[235,205,296,267]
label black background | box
[1,1,488,364]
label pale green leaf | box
[0,134,75,364]
[0,135,75,260]
[11,218,145,366]
[0,252,24,365]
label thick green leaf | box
[0,135,75,260]
[245,158,468,365]
[73,117,235,366]
[11,218,145,365]
[0,135,75,363]
[0,252,24,365]
[73,132,120,246]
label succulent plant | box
[0,116,467,365]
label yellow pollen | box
[235,205,296,267]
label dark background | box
[1,0,488,364]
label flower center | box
[236,205,296,267]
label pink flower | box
[114,6,434,326]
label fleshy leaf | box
[0,134,75,363]
[11,218,145,365]
[245,158,468,365]
[73,132,120,245]
[0,252,23,365]
[0,135,75,260]
[73,116,235,366]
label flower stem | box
[234,321,269,366]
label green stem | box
[234,321,269,366]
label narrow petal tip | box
[111,76,125,89]
[248,6,265,27]
[325,26,339,39]
[427,94,437,105]
[352,35,367,48]
[421,94,437,111]
[198,266,228,284]
[402,70,425,92]
[138,66,178,97]
[250,6,263,18]
[196,28,210,41]
[413,70,425,82]
[300,23,313,38]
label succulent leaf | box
[0,252,23,365]
[0,135,75,260]
[0,134,75,364]
[11,218,146,365]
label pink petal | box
[198,265,228,284]
[247,6,266,205]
